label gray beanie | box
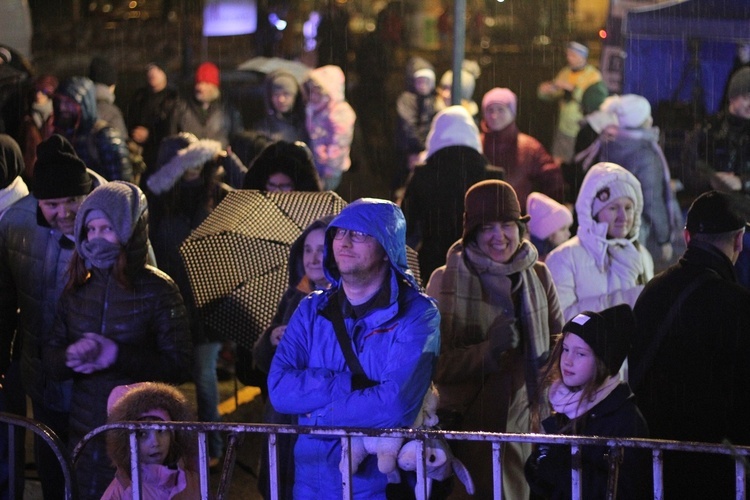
[75,181,146,247]
[728,67,750,100]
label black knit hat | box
[33,134,92,199]
[89,56,118,86]
[685,190,749,234]
[562,304,634,376]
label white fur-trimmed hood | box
[147,139,223,195]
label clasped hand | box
[65,333,118,374]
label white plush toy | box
[397,437,475,496]
[340,383,440,483]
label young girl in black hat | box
[525,304,650,499]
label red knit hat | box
[195,62,220,86]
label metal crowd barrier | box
[0,411,78,500]
[5,414,750,500]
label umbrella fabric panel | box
[263,190,347,231]
[203,253,289,350]
[181,233,289,308]
[189,191,300,243]
[179,190,348,349]
[406,246,421,287]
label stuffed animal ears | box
[451,454,475,496]
[396,437,476,496]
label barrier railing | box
[5,413,749,500]
[0,411,78,500]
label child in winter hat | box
[303,65,356,190]
[558,304,634,378]
[600,94,652,129]
[103,382,200,500]
[526,192,573,260]
[425,105,482,158]
[438,60,481,117]
[413,68,436,96]
[526,303,648,499]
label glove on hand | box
[488,316,520,358]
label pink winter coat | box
[305,65,356,186]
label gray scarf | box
[80,238,122,269]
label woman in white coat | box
[545,162,653,323]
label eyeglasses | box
[333,228,371,243]
[265,180,295,192]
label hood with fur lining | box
[147,139,223,195]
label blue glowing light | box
[203,0,258,36]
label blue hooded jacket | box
[268,198,440,499]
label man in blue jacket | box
[268,198,441,499]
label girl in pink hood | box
[304,65,356,190]
[101,382,200,500]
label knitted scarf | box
[548,375,620,419]
[438,240,551,399]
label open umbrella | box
[180,190,423,351]
[180,190,346,350]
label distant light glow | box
[599,29,607,39]
[268,13,287,31]
[203,0,258,36]
[129,1,137,9]
[303,11,321,52]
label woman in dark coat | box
[252,215,333,499]
[250,70,309,145]
[42,181,192,500]
[242,139,322,192]
[400,105,503,284]
[145,132,244,468]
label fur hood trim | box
[147,139,222,195]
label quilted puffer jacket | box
[57,76,133,182]
[42,194,191,500]
[0,168,106,408]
